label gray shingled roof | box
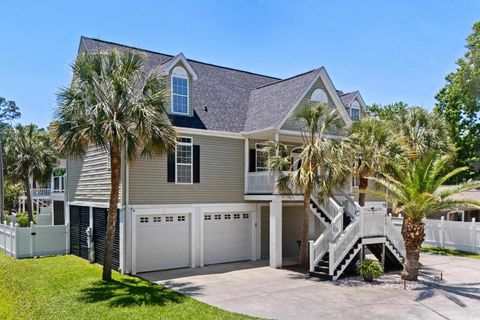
[339,91,358,107]
[79,37,353,133]
[244,69,320,132]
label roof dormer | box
[162,53,198,116]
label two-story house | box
[66,37,404,279]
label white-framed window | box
[153,216,161,223]
[243,213,250,219]
[166,216,174,222]
[214,214,221,220]
[255,143,268,172]
[224,214,231,220]
[176,136,193,184]
[350,101,361,121]
[204,215,211,221]
[178,215,186,222]
[140,217,149,223]
[171,66,189,115]
[234,213,240,219]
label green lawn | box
[422,246,480,259]
[0,253,255,320]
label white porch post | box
[244,138,249,194]
[269,196,282,268]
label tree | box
[435,22,480,182]
[393,107,455,161]
[369,155,480,280]
[264,103,352,269]
[3,124,56,222]
[0,97,21,221]
[366,101,409,121]
[53,49,176,281]
[348,118,399,207]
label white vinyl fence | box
[390,216,479,253]
[0,221,69,258]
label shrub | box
[15,212,35,227]
[358,259,383,281]
[4,184,22,212]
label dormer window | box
[350,100,361,121]
[171,66,189,115]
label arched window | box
[310,89,328,104]
[171,66,189,115]
[350,100,361,121]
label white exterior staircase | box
[308,194,405,281]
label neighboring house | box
[428,187,480,222]
[18,159,66,225]
[66,37,403,279]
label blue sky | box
[1,0,479,128]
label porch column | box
[244,138,249,194]
[269,196,282,268]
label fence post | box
[440,216,445,248]
[29,221,34,258]
[65,223,69,255]
[14,223,19,258]
[3,221,6,254]
[472,218,476,252]
[9,222,14,257]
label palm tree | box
[3,125,56,222]
[53,49,176,281]
[369,155,480,280]
[265,103,352,269]
[393,107,455,161]
[348,118,399,207]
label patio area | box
[140,254,480,320]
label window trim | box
[255,143,268,172]
[175,136,193,184]
[171,74,189,115]
[350,107,360,121]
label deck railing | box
[31,188,52,198]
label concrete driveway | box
[140,254,480,320]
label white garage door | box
[136,213,190,273]
[204,212,252,265]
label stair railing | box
[308,199,344,272]
[328,212,362,275]
[385,216,406,258]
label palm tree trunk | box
[102,143,121,281]
[299,192,310,269]
[401,217,425,281]
[358,175,368,207]
[24,177,33,223]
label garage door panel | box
[204,213,252,265]
[136,214,190,273]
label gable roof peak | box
[162,52,198,80]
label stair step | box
[318,261,329,267]
[314,266,329,273]
[308,271,333,280]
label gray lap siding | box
[128,134,245,204]
[66,146,117,203]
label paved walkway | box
[140,254,480,320]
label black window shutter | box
[167,152,175,182]
[193,145,200,183]
[249,149,256,172]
